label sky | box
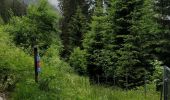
[23,0,59,9]
[48,0,59,9]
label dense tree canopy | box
[59,0,92,57]
[0,0,27,22]
[1,0,170,91]
[6,0,61,51]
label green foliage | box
[0,0,27,22]
[6,0,61,50]
[104,0,158,88]
[0,26,33,92]
[60,0,90,57]
[151,60,163,82]
[155,0,170,16]
[0,0,167,99]
[69,47,87,75]
[0,16,4,25]
[68,6,88,48]
[82,0,160,88]
[152,0,170,66]
[150,60,163,91]
[11,44,160,100]
[83,0,116,83]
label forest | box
[0,0,169,99]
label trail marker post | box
[163,66,168,100]
[34,46,41,83]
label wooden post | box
[113,74,116,86]
[144,72,147,98]
[126,68,128,91]
[34,46,38,83]
[97,75,99,85]
[163,66,168,100]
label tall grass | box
[11,45,160,100]
[0,26,33,92]
[0,29,159,100]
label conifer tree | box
[83,0,115,83]
[108,0,158,88]
[153,0,170,66]
[67,6,88,53]
[59,0,91,57]
[0,0,26,22]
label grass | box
[12,73,160,100]
[10,46,160,100]
[90,85,160,100]
[0,31,160,100]
[0,32,160,100]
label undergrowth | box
[11,45,160,100]
[0,25,160,100]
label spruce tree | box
[0,0,26,22]
[154,0,170,66]
[59,0,91,58]
[83,0,115,83]
[67,6,88,51]
[109,0,158,88]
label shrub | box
[6,0,61,51]
[69,47,87,75]
[0,26,33,92]
[150,60,163,91]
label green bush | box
[6,0,60,50]
[12,44,72,100]
[151,60,163,81]
[150,60,163,91]
[11,44,160,100]
[0,26,33,92]
[69,47,87,75]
